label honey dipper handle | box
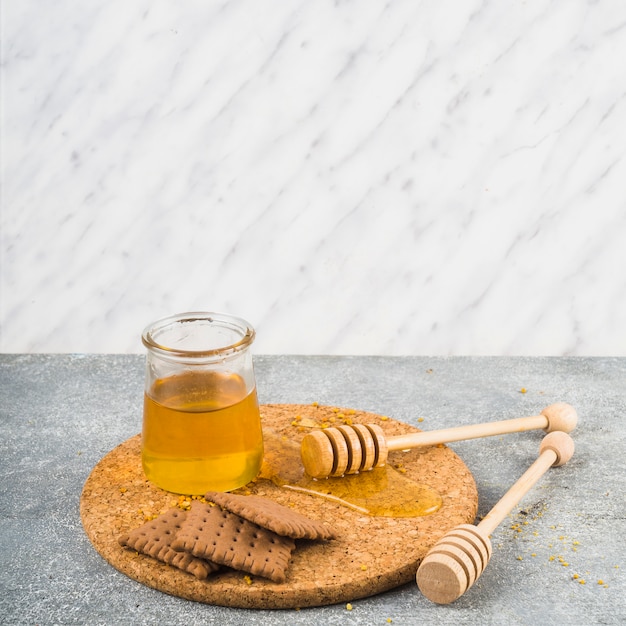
[387,404,577,452]
[476,431,575,536]
[387,415,547,450]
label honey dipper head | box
[300,430,336,479]
[300,424,388,478]
[416,524,492,604]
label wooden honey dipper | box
[300,403,577,479]
[416,430,575,604]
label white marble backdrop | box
[2,0,626,356]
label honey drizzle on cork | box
[260,430,442,518]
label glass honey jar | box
[141,312,263,494]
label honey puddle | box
[259,431,442,518]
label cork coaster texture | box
[80,404,478,609]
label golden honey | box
[261,431,442,517]
[142,370,263,494]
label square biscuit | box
[171,500,295,583]
[204,491,336,540]
[118,508,218,580]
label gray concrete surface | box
[1,354,625,625]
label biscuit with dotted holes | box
[171,500,295,583]
[203,491,336,540]
[118,508,219,579]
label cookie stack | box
[118,492,335,583]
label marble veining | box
[2,0,626,355]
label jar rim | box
[141,311,255,358]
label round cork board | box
[80,404,478,609]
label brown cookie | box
[203,491,336,540]
[171,500,295,583]
[118,508,218,580]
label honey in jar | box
[141,312,263,494]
